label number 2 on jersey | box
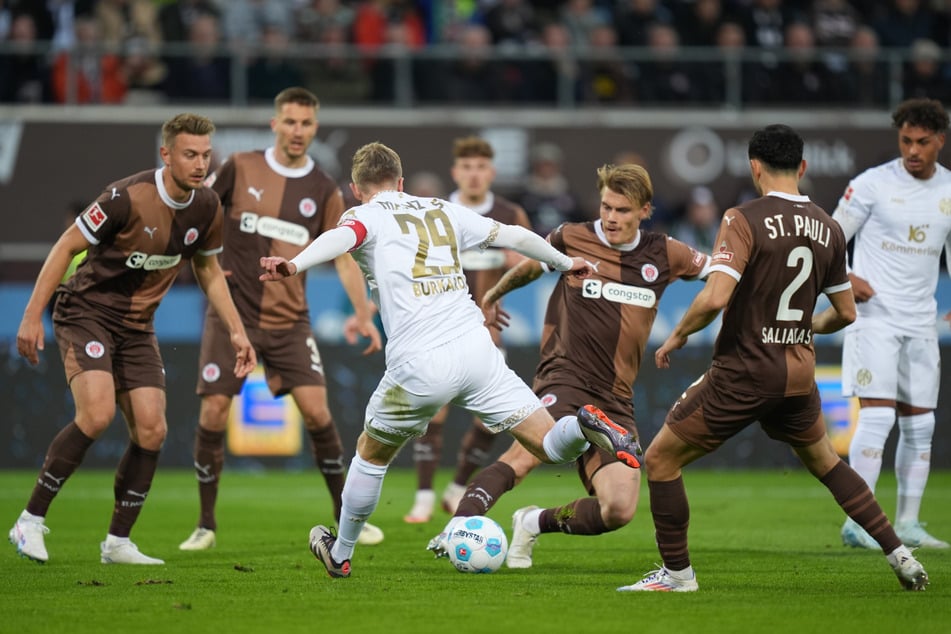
[776,246,813,321]
[394,209,462,279]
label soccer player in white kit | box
[259,142,642,578]
[832,98,951,550]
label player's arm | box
[261,224,360,280]
[192,252,256,378]
[333,253,382,355]
[16,224,89,365]
[488,223,589,277]
[655,270,737,369]
[812,288,856,334]
[831,185,875,301]
[481,258,544,330]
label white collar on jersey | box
[449,190,495,216]
[765,191,811,203]
[594,219,640,251]
[155,167,195,210]
[264,147,315,178]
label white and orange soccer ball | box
[446,515,509,574]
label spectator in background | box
[352,0,426,48]
[580,22,635,104]
[13,0,95,51]
[528,21,581,105]
[670,186,722,254]
[740,0,793,50]
[560,0,611,48]
[636,23,703,105]
[761,21,844,105]
[614,0,674,48]
[518,142,587,236]
[902,38,951,103]
[810,0,861,74]
[483,0,537,46]
[163,11,230,103]
[246,22,304,103]
[678,0,728,48]
[0,12,48,103]
[122,35,169,104]
[300,24,369,104]
[51,15,126,104]
[440,23,513,103]
[873,0,936,48]
[842,26,890,108]
[406,170,447,199]
[221,0,293,47]
[95,0,162,50]
[158,0,220,43]
[295,0,355,42]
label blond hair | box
[596,163,653,212]
[351,142,403,192]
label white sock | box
[668,565,695,580]
[332,454,388,562]
[848,406,895,493]
[105,534,130,545]
[886,544,913,567]
[542,415,590,463]
[895,412,934,523]
[521,508,543,534]
[20,510,44,523]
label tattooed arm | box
[480,258,544,331]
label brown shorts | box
[665,369,826,452]
[53,294,165,390]
[196,309,325,397]
[533,379,637,495]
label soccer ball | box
[446,515,508,574]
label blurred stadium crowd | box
[1,0,950,108]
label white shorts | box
[364,327,541,447]
[841,327,940,408]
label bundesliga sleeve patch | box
[81,203,108,232]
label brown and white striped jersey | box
[539,221,708,401]
[65,168,223,332]
[708,193,850,397]
[205,149,344,329]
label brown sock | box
[820,459,901,553]
[413,421,443,490]
[454,461,516,517]
[26,422,94,517]
[453,424,495,485]
[193,426,225,531]
[109,443,160,538]
[539,498,608,535]
[308,424,345,522]
[648,477,691,571]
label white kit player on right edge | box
[832,97,951,550]
[258,142,641,578]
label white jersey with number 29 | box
[832,158,951,336]
[342,191,499,366]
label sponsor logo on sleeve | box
[540,393,557,407]
[843,186,853,201]
[184,227,199,245]
[81,203,108,232]
[299,197,317,218]
[203,172,217,188]
[84,340,105,359]
[691,250,706,267]
[713,241,734,263]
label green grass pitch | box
[1,467,948,634]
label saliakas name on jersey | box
[761,326,812,344]
[413,274,467,298]
[763,214,831,247]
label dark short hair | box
[892,98,949,133]
[274,86,319,111]
[453,136,494,160]
[748,124,803,172]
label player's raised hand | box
[16,314,45,366]
[259,256,297,281]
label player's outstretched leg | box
[9,512,50,563]
[577,405,642,468]
[887,546,929,591]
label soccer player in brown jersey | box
[179,87,384,552]
[620,124,929,592]
[10,113,255,565]
[429,162,711,568]
[404,136,535,523]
